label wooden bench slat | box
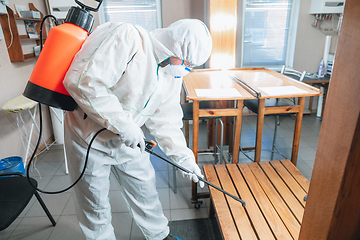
[280,160,310,192]
[248,162,300,240]
[214,165,258,240]
[259,161,305,223]
[238,163,293,240]
[269,160,307,207]
[204,161,308,240]
[203,165,241,240]
[227,164,275,240]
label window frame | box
[240,0,300,70]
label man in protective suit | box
[63,19,212,240]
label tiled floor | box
[0,114,322,240]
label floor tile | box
[170,208,209,221]
[109,190,129,213]
[25,192,71,217]
[169,187,206,210]
[48,215,83,240]
[298,147,317,160]
[62,195,76,215]
[54,162,68,176]
[300,136,320,147]
[7,216,59,240]
[296,161,313,181]
[0,218,22,240]
[27,161,62,177]
[29,175,53,191]
[157,188,170,210]
[282,137,312,148]
[43,175,72,192]
[112,213,133,240]
[130,219,145,240]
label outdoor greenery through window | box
[102,0,160,31]
[242,0,294,67]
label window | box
[242,0,298,68]
[100,0,161,31]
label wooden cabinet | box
[0,3,46,62]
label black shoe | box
[163,234,182,240]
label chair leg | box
[218,119,224,164]
[271,116,279,160]
[173,166,177,194]
[34,191,56,226]
[213,119,224,164]
[214,119,219,163]
[185,120,190,147]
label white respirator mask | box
[163,59,192,78]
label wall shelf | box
[0,3,46,62]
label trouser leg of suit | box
[66,137,115,240]
[111,157,169,239]
[65,135,169,240]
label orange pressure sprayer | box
[23,0,103,111]
[22,1,111,195]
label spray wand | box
[143,140,246,207]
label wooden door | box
[299,1,360,239]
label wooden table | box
[182,69,256,204]
[229,68,321,165]
[203,160,309,240]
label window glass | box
[242,0,293,67]
[103,0,160,31]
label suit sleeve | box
[145,79,194,163]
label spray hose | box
[25,104,107,194]
[27,104,245,208]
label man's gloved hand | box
[119,122,145,152]
[179,158,205,188]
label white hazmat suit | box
[63,19,212,240]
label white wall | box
[161,0,205,27]
[0,0,53,163]
[293,0,339,73]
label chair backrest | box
[0,173,36,230]
[0,172,56,231]
[281,65,306,82]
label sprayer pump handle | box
[75,0,103,12]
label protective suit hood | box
[150,19,212,67]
